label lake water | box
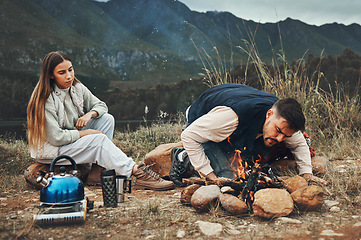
[0,120,151,140]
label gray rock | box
[196,220,223,236]
[191,185,221,212]
[324,200,340,208]
[335,165,347,173]
[176,229,186,238]
[276,217,302,224]
[227,229,241,235]
[353,222,361,227]
[311,156,332,174]
[319,229,344,236]
[329,206,341,213]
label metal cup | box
[115,175,132,203]
[101,169,117,208]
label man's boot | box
[133,163,176,191]
[169,147,197,187]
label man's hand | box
[76,111,98,129]
[205,172,218,180]
[301,173,328,185]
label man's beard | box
[263,120,279,147]
[264,137,279,147]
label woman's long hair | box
[27,51,80,149]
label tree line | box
[1,48,360,121]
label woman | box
[27,51,174,191]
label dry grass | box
[0,136,35,191]
[112,120,183,164]
[0,121,360,239]
[197,27,361,161]
[323,161,361,207]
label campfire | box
[143,141,325,218]
[230,148,283,212]
[183,148,283,213]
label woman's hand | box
[79,129,103,138]
[76,111,98,129]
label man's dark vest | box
[187,83,279,154]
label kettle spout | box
[36,170,50,188]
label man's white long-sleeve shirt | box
[181,106,313,176]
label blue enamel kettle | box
[37,155,85,204]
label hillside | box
[1,0,361,120]
[2,0,361,83]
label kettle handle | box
[49,155,78,176]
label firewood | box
[182,177,245,191]
[214,177,245,191]
[182,178,207,185]
[180,184,202,205]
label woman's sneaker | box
[133,163,175,191]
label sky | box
[179,0,361,26]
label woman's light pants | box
[59,113,135,177]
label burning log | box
[182,177,247,192]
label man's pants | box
[202,142,235,179]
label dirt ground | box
[1,160,361,240]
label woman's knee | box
[101,113,115,126]
[94,133,110,142]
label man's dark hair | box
[272,98,305,131]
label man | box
[170,83,327,186]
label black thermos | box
[100,169,117,208]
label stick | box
[182,177,245,191]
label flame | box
[250,191,255,202]
[227,137,233,147]
[230,149,247,179]
[230,146,265,179]
[228,146,282,212]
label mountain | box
[1,0,361,91]
[0,0,361,85]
